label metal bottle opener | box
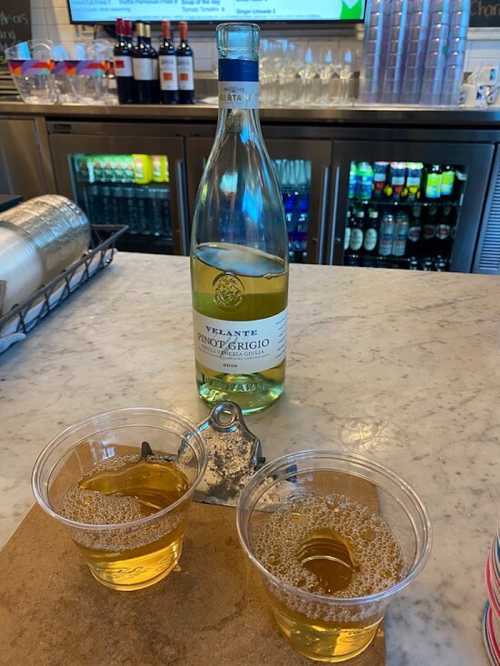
[192,401,265,507]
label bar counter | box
[2,99,500,126]
[0,255,498,665]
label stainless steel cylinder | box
[0,195,90,282]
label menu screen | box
[68,0,365,23]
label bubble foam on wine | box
[253,493,404,600]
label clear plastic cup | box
[32,408,207,591]
[237,450,431,663]
[5,40,57,104]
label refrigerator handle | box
[175,159,189,256]
[316,165,331,264]
[327,166,341,265]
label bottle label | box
[364,228,378,251]
[349,228,363,251]
[408,225,421,242]
[193,308,287,374]
[426,174,442,198]
[177,56,194,91]
[159,55,178,90]
[114,55,132,77]
[218,58,259,109]
[441,171,455,196]
[133,57,154,81]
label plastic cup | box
[5,40,57,104]
[32,408,207,591]
[237,450,431,663]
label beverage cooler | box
[186,136,331,264]
[47,122,189,254]
[327,140,495,272]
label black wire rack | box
[0,225,127,349]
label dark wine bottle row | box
[113,18,195,105]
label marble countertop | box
[1,254,498,665]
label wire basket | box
[0,225,127,354]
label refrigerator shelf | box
[0,225,127,354]
[348,199,461,208]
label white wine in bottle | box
[190,23,288,414]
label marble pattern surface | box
[0,254,498,665]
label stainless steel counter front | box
[2,100,500,127]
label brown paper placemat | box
[0,503,384,666]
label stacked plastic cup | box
[359,0,388,104]
[380,0,409,103]
[5,40,57,104]
[420,0,451,105]
[483,530,500,665]
[441,0,471,106]
[400,0,431,104]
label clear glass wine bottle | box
[190,22,289,414]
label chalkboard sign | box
[0,0,31,57]
[471,0,500,27]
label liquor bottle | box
[144,23,160,103]
[176,21,195,104]
[159,20,179,104]
[132,22,156,104]
[190,23,288,414]
[113,18,135,104]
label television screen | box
[68,0,366,24]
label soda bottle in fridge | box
[425,164,442,200]
[389,162,407,200]
[357,162,374,201]
[422,204,438,254]
[406,162,424,201]
[440,165,456,199]
[373,161,389,199]
[348,162,358,199]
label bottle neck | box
[216,56,260,137]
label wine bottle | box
[132,22,156,104]
[190,23,288,414]
[176,21,195,104]
[159,20,179,104]
[113,18,135,104]
[144,23,160,103]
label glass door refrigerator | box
[186,136,332,264]
[47,121,189,255]
[328,140,494,272]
